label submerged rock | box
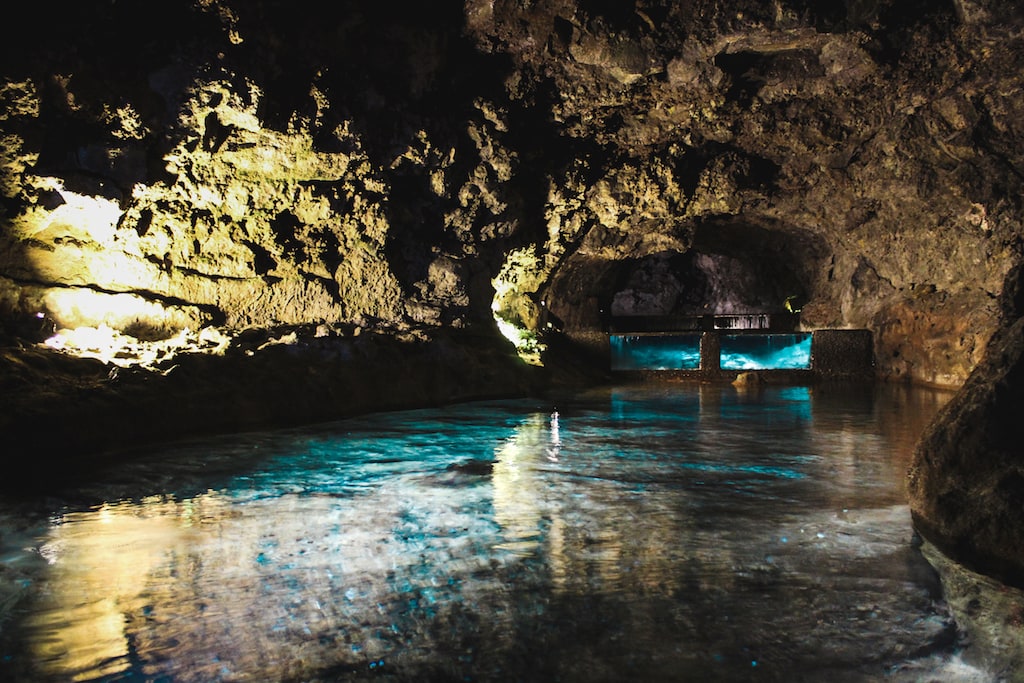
[445,460,495,476]
[732,370,765,387]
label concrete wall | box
[810,329,874,378]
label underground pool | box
[0,381,995,682]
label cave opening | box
[606,248,805,331]
[545,221,824,333]
[2,0,1023,678]
[511,219,834,376]
[602,240,814,372]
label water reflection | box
[0,382,990,682]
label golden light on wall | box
[41,288,191,334]
[491,412,551,555]
[490,247,547,366]
[44,324,231,367]
[30,178,124,248]
[14,178,223,367]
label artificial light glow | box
[494,317,545,366]
[44,325,231,369]
[491,248,547,366]
[610,333,812,371]
[720,334,811,370]
[28,496,229,681]
[610,334,701,371]
[18,177,203,368]
[41,288,195,333]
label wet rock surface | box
[920,541,1024,680]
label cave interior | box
[1,0,1024,676]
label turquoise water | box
[609,334,811,371]
[0,382,985,682]
[609,334,702,370]
[720,333,811,370]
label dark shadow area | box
[673,143,781,197]
[603,219,827,323]
[785,0,859,31]
[1,0,223,202]
[862,0,958,65]
[691,219,830,307]
[714,49,825,107]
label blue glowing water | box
[610,333,811,371]
[720,333,811,370]
[609,333,702,370]
[0,382,986,683]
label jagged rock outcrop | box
[2,0,1021,383]
[1,0,1024,582]
[909,263,1024,588]
[469,0,1023,386]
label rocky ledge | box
[0,324,557,490]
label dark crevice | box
[674,144,781,197]
[383,172,453,294]
[167,265,257,283]
[270,211,306,261]
[863,0,958,66]
[202,112,234,153]
[241,241,278,276]
[714,49,825,108]
[301,271,341,301]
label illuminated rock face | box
[0,2,1023,578]
[470,0,1022,387]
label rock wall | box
[2,0,1021,386]
[470,0,1023,386]
[909,264,1024,587]
[0,3,521,340]
[0,324,543,489]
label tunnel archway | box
[537,220,830,363]
[607,249,805,320]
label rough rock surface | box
[1,0,1024,583]
[909,264,1024,588]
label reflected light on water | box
[492,413,548,557]
[29,497,222,680]
[1,382,985,683]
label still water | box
[0,382,991,682]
